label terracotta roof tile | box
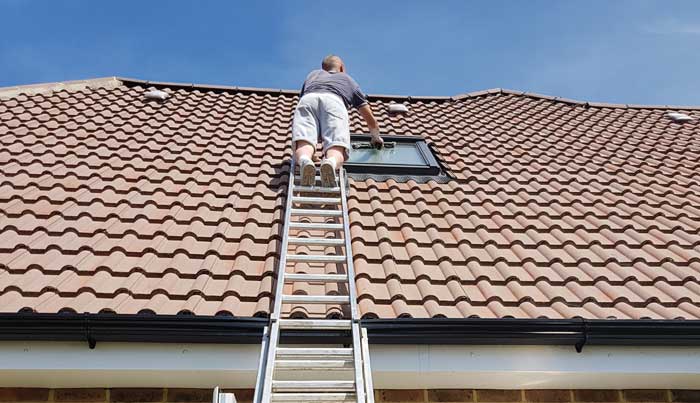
[1,78,700,319]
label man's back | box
[301,69,368,110]
[292,55,382,186]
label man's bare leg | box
[320,146,346,187]
[324,146,345,168]
[295,141,315,162]
[295,141,316,186]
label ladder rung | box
[278,319,351,330]
[285,273,348,283]
[282,295,350,304]
[288,237,344,246]
[295,174,323,181]
[294,185,341,194]
[277,347,353,359]
[271,393,356,403]
[275,359,353,371]
[290,208,342,217]
[295,175,337,184]
[292,196,341,205]
[287,254,346,263]
[289,222,343,230]
[272,381,355,392]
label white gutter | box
[1,342,700,388]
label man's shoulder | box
[338,72,361,88]
[306,69,326,78]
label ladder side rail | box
[339,168,366,403]
[338,168,359,320]
[360,327,375,403]
[271,157,297,320]
[262,158,296,403]
[253,325,270,403]
[261,321,281,403]
[351,321,365,403]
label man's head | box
[322,55,345,73]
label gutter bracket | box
[84,313,96,349]
[575,318,587,353]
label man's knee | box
[294,139,315,150]
[325,144,350,161]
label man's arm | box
[357,104,384,148]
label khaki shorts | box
[291,92,351,158]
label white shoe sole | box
[320,161,337,187]
[300,162,316,186]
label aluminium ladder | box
[249,159,374,403]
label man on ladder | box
[214,55,380,403]
[292,54,384,187]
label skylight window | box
[344,134,442,176]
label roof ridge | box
[2,76,699,110]
[453,88,700,110]
[118,77,456,102]
[121,78,700,109]
[0,77,122,100]
[108,78,700,110]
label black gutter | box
[0,313,267,348]
[363,318,585,346]
[3,314,700,352]
[362,318,700,352]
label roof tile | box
[1,79,700,318]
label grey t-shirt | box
[300,69,368,109]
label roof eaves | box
[0,76,122,100]
[4,313,700,350]
[364,318,700,350]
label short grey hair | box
[322,55,342,71]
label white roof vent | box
[144,89,170,101]
[388,103,409,114]
[666,112,693,122]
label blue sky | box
[1,0,700,104]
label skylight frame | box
[344,134,442,176]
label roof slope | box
[1,77,699,319]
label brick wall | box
[1,389,699,403]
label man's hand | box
[358,104,383,149]
[370,131,384,149]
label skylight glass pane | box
[349,143,427,166]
